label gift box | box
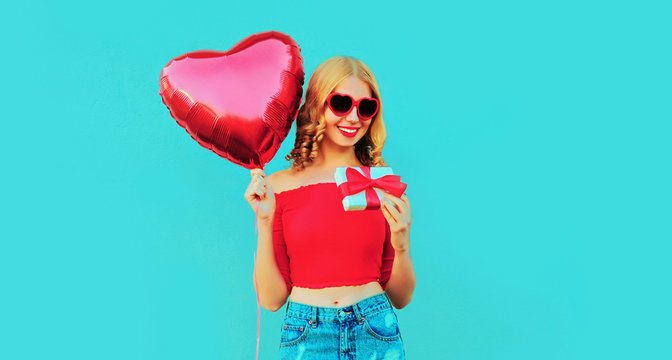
[334,166,407,211]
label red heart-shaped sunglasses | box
[325,92,380,120]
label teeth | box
[338,127,357,133]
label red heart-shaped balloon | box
[159,31,304,170]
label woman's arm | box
[385,245,416,309]
[380,192,416,309]
[253,217,290,312]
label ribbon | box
[337,167,407,210]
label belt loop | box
[352,301,364,324]
[311,306,318,328]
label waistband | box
[285,292,392,324]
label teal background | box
[2,0,670,359]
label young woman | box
[245,56,415,359]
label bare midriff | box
[289,281,385,308]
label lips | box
[337,126,359,137]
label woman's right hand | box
[244,168,276,221]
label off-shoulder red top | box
[272,182,395,292]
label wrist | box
[257,215,274,226]
[394,247,411,256]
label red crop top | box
[272,182,395,292]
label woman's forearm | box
[253,217,290,312]
[384,247,416,309]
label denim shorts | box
[279,292,405,359]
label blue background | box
[2,0,670,359]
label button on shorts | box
[279,292,405,359]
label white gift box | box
[334,166,396,211]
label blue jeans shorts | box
[279,292,405,359]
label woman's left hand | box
[380,192,412,252]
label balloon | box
[159,31,304,169]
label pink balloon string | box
[254,199,260,360]
[253,167,266,360]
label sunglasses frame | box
[325,92,380,120]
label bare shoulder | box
[267,164,335,193]
[267,168,301,194]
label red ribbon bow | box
[337,167,407,210]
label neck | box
[311,137,362,169]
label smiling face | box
[323,76,375,148]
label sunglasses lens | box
[358,99,378,119]
[329,94,352,115]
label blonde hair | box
[284,56,388,170]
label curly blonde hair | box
[284,56,388,171]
